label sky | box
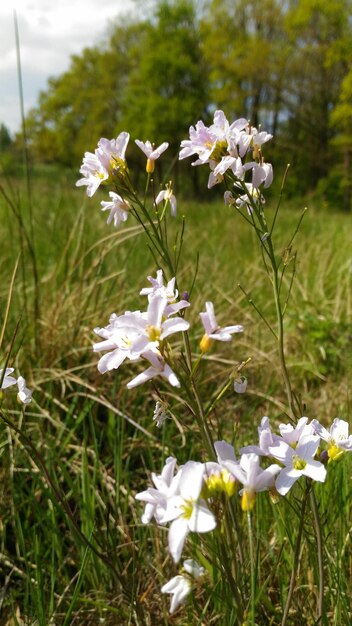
[0,0,136,134]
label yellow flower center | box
[181,500,194,520]
[328,444,344,462]
[147,326,161,342]
[293,455,307,471]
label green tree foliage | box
[23,0,352,204]
[281,0,351,189]
[0,123,12,152]
[201,0,288,131]
[120,0,209,151]
[26,19,146,165]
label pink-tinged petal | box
[296,435,320,461]
[155,190,166,205]
[252,165,267,189]
[230,118,248,131]
[275,468,301,496]
[253,464,281,492]
[97,349,127,374]
[161,364,180,387]
[147,294,167,327]
[179,462,204,499]
[214,440,236,464]
[130,335,153,356]
[331,418,349,441]
[126,366,157,389]
[168,517,189,563]
[302,460,327,483]
[160,317,190,339]
[189,501,216,533]
[115,131,130,159]
[170,195,177,216]
[311,419,330,441]
[165,300,190,316]
[263,163,273,188]
[223,459,246,485]
[205,301,217,330]
[199,312,213,335]
[161,575,191,614]
[213,156,237,177]
[1,376,17,389]
[268,440,292,463]
[239,134,252,157]
[150,142,169,159]
[93,338,119,352]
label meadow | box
[0,159,351,625]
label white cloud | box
[0,0,135,132]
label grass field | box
[0,166,351,625]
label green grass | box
[0,167,351,624]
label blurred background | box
[1,0,352,207]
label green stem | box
[281,481,311,626]
[310,488,324,623]
[247,510,256,626]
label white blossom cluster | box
[136,415,352,613]
[93,269,243,390]
[179,109,273,209]
[0,368,32,405]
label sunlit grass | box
[0,169,351,624]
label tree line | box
[5,0,352,206]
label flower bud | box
[200,334,214,353]
[146,158,155,173]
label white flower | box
[224,453,280,511]
[213,155,244,179]
[93,311,144,374]
[199,301,243,352]
[75,151,109,197]
[161,461,216,563]
[100,192,130,227]
[140,269,190,316]
[234,376,247,394]
[161,559,204,614]
[277,417,314,446]
[312,418,352,460]
[135,456,180,524]
[0,368,17,390]
[123,293,189,357]
[17,376,32,404]
[269,435,326,496]
[179,120,218,164]
[126,349,180,389]
[97,132,130,172]
[240,416,277,457]
[135,139,169,160]
[76,132,130,197]
[235,183,265,213]
[155,184,177,216]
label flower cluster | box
[0,368,32,405]
[93,270,243,390]
[136,415,351,612]
[179,110,273,200]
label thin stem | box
[247,510,256,626]
[310,488,324,623]
[238,283,278,340]
[281,481,311,626]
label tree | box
[26,19,146,166]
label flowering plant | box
[74,109,351,623]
